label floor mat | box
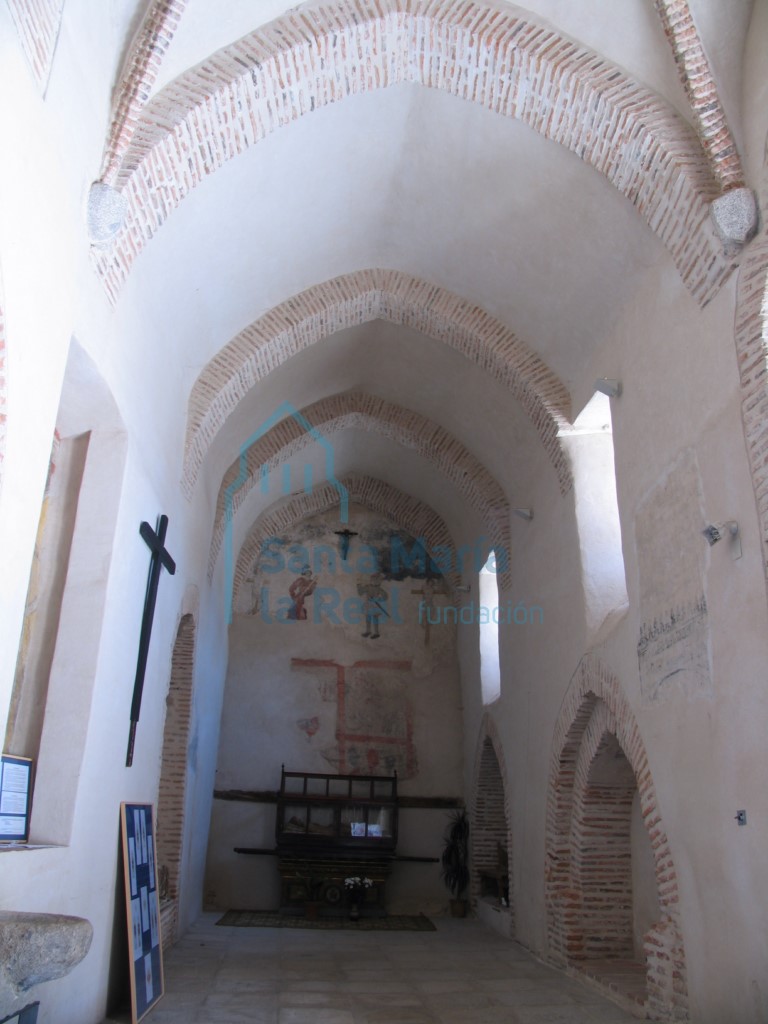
[216,910,436,930]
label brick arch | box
[185,270,573,498]
[233,472,459,605]
[92,0,730,306]
[734,232,768,596]
[545,654,689,1020]
[570,703,640,965]
[155,610,196,948]
[471,715,514,932]
[100,0,189,185]
[208,390,512,589]
[652,0,744,192]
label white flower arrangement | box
[344,876,373,891]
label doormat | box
[216,910,436,931]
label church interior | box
[1,1,767,1021]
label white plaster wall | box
[631,791,661,956]
[0,8,227,1021]
[468,260,768,1022]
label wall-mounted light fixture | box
[702,520,742,560]
[511,508,533,521]
[594,378,622,398]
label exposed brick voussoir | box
[6,0,64,92]
[208,389,514,589]
[233,472,459,602]
[91,0,730,306]
[544,653,689,1019]
[184,270,573,505]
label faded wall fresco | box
[217,507,460,786]
[216,504,463,792]
[207,504,465,910]
[635,450,713,704]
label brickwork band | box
[545,655,689,1020]
[208,391,513,590]
[6,0,64,92]
[184,270,573,505]
[471,720,514,931]
[155,613,197,946]
[92,0,730,306]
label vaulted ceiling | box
[76,0,755,587]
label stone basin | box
[0,911,93,1015]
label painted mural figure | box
[287,566,317,620]
[359,572,387,639]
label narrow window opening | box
[565,392,628,642]
[479,552,501,704]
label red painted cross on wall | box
[291,658,415,778]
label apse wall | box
[205,503,464,914]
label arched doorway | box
[155,613,196,947]
[545,656,688,1020]
[472,723,513,930]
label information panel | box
[0,755,32,842]
[120,803,164,1023]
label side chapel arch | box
[471,716,514,929]
[185,269,572,499]
[155,610,197,948]
[233,473,462,607]
[209,390,513,589]
[545,655,689,1021]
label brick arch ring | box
[734,232,768,597]
[470,714,515,928]
[233,471,462,606]
[184,269,573,499]
[93,0,729,306]
[545,653,689,1019]
[208,389,513,589]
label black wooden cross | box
[334,528,358,560]
[126,515,176,766]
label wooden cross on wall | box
[126,515,176,767]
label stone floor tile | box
[100,915,643,1024]
[278,1009,355,1024]
[355,1011,439,1024]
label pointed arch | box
[545,654,689,1020]
[208,390,512,588]
[156,611,196,949]
[471,715,514,932]
[233,472,459,604]
[185,270,573,498]
[92,0,730,305]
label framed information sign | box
[120,803,164,1022]
[0,754,32,842]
